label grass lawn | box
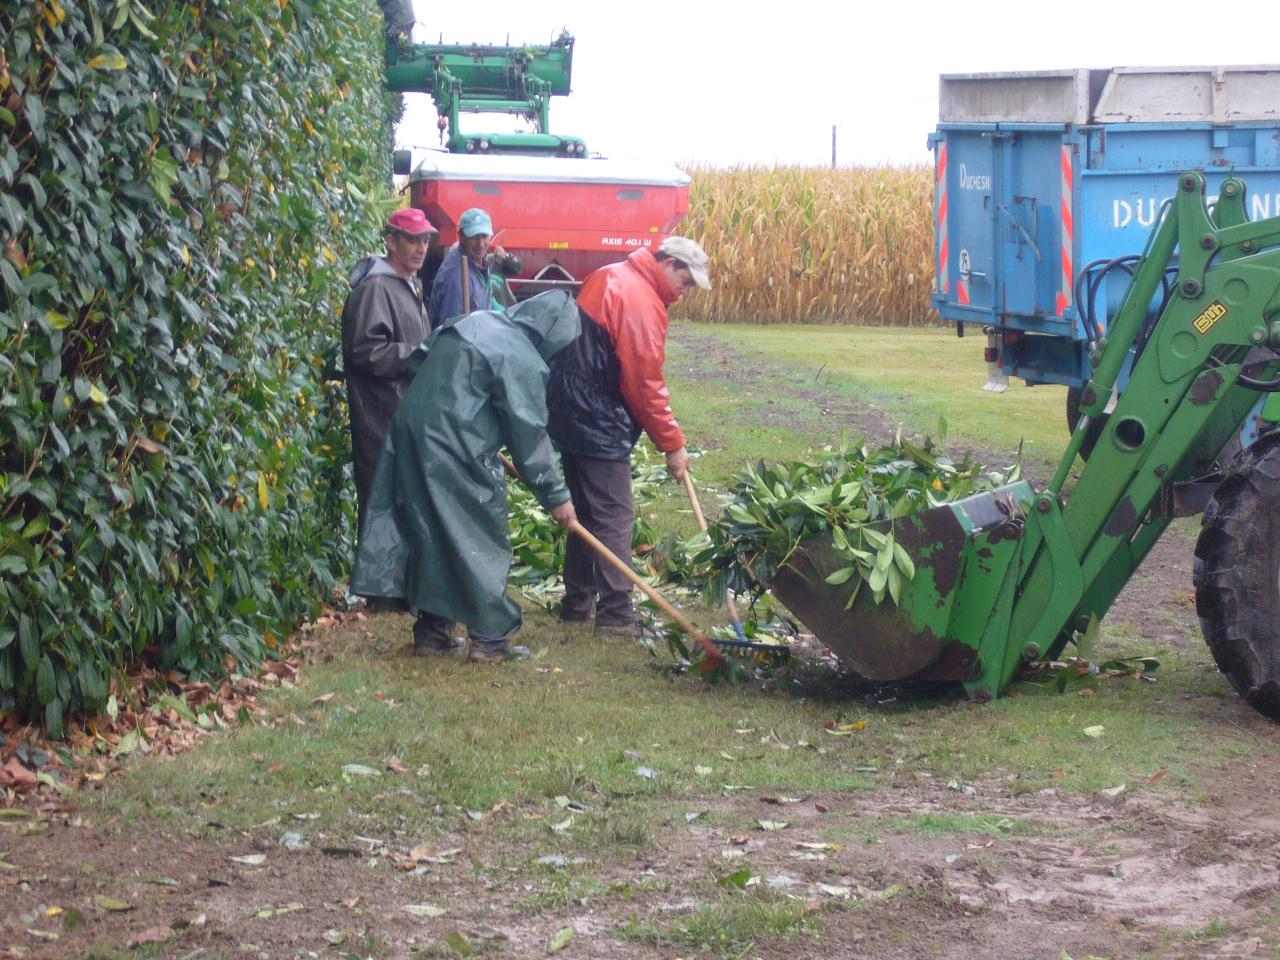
[672,323,1070,471]
[65,322,1280,959]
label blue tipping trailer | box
[931,66,1280,402]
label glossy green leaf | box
[0,0,392,729]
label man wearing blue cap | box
[428,207,521,324]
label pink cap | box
[387,207,436,235]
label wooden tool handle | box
[682,471,707,531]
[568,520,723,665]
[681,472,743,626]
[501,453,723,666]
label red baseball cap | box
[387,208,436,235]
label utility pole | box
[831,124,837,168]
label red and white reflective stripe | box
[1056,144,1074,317]
[935,143,949,295]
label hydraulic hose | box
[1205,353,1280,393]
[1075,255,1143,343]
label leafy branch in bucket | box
[694,430,1020,610]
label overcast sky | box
[398,1,1279,169]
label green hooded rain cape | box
[352,291,580,635]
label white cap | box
[658,236,711,290]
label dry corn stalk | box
[674,165,937,326]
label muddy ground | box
[4,326,1279,960]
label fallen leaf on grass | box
[139,876,179,887]
[1146,769,1167,786]
[762,796,802,805]
[309,693,335,705]
[823,720,867,736]
[93,895,132,912]
[229,854,266,866]
[404,904,446,918]
[115,728,146,756]
[634,766,657,780]
[685,810,707,822]
[548,925,574,952]
[816,883,851,898]
[718,867,753,888]
[693,765,713,776]
[1098,784,1126,798]
[385,757,407,774]
[1082,725,1105,739]
[537,855,586,867]
[1,757,37,790]
[253,903,304,919]
[794,841,843,852]
[408,845,462,864]
[859,882,905,900]
[279,832,309,851]
[757,819,789,831]
[341,763,380,779]
[814,803,830,813]
[729,834,750,846]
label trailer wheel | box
[1065,387,1108,461]
[1194,438,1280,719]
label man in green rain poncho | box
[352,291,580,662]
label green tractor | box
[774,172,1280,720]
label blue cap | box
[458,208,493,238]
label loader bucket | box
[771,481,1036,684]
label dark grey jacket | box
[341,256,430,527]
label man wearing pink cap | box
[342,207,436,534]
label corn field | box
[677,165,938,326]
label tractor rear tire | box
[1066,386,1108,462]
[1194,438,1280,719]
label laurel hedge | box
[0,0,397,733]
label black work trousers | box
[560,452,635,625]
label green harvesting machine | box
[385,27,585,159]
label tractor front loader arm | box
[992,172,1280,693]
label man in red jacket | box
[546,236,711,637]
